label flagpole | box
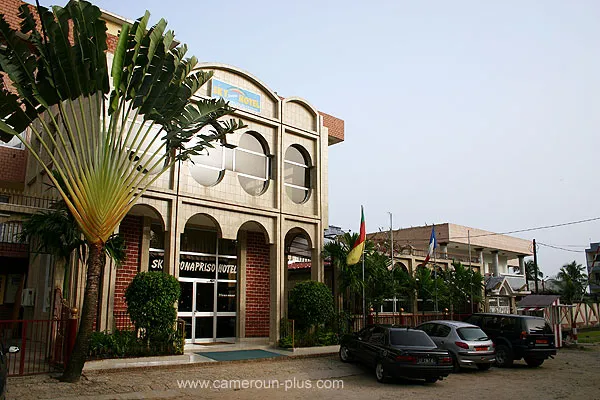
[362,249,366,328]
[434,246,438,313]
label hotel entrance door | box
[178,277,236,343]
[177,232,238,343]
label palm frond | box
[0,1,245,245]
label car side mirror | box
[8,346,19,353]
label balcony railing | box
[0,190,55,210]
[400,247,480,264]
[0,221,23,244]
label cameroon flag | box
[346,206,366,265]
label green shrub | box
[88,330,138,359]
[88,327,184,359]
[125,272,180,344]
[288,281,334,330]
[288,328,339,348]
[329,310,352,337]
[278,335,293,348]
[316,330,338,346]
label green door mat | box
[197,350,283,361]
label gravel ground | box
[7,346,600,400]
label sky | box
[67,0,599,278]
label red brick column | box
[114,215,143,315]
[245,232,270,337]
[0,146,27,185]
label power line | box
[375,216,600,244]
[540,244,588,248]
[537,242,585,253]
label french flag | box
[423,226,437,265]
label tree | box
[0,1,244,381]
[520,259,543,281]
[555,261,588,304]
[414,265,437,312]
[363,250,395,314]
[391,264,417,311]
[438,262,484,314]
[323,233,375,313]
[19,174,125,298]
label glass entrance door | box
[177,235,238,344]
[179,278,236,343]
[178,278,237,343]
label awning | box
[517,307,544,311]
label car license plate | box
[475,346,487,351]
[417,357,435,365]
[536,339,548,344]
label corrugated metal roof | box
[517,295,560,308]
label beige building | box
[0,0,344,345]
[368,223,533,314]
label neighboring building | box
[584,242,600,295]
[0,0,344,345]
[368,223,533,314]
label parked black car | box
[464,313,556,367]
[0,343,19,400]
[339,325,453,383]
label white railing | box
[489,305,511,314]
[0,221,23,244]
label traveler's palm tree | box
[0,1,244,381]
[19,175,126,297]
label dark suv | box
[464,313,556,367]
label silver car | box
[416,320,495,371]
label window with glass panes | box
[284,145,311,203]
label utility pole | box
[389,212,393,267]
[533,239,539,294]
[468,230,473,313]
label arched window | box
[235,132,269,196]
[284,145,311,204]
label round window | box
[188,128,225,187]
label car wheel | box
[476,363,491,371]
[375,361,388,383]
[425,377,439,383]
[495,345,514,368]
[339,345,352,363]
[524,357,544,367]
[451,354,461,373]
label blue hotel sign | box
[211,78,261,113]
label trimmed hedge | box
[125,271,180,343]
[288,281,334,330]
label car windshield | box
[524,319,553,334]
[457,327,489,341]
[389,330,436,347]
